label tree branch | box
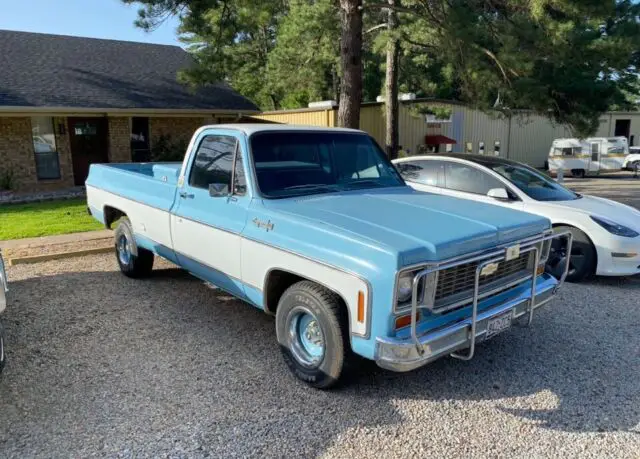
[365,23,387,34]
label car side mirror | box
[209,183,230,197]
[487,187,510,200]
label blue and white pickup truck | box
[86,124,572,388]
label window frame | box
[31,116,61,181]
[187,134,241,194]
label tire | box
[547,226,596,283]
[114,218,154,278]
[0,322,6,375]
[571,169,586,179]
[275,281,350,389]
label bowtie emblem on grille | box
[480,262,500,277]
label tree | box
[384,0,400,158]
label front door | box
[170,131,250,299]
[68,117,109,185]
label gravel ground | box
[0,253,638,458]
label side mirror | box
[209,183,230,197]
[487,187,510,200]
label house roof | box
[0,30,259,113]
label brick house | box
[0,30,259,193]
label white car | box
[393,154,640,282]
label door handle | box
[179,191,194,199]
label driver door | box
[588,142,601,173]
[170,131,250,298]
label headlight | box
[397,272,413,303]
[395,269,438,310]
[590,216,639,238]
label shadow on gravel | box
[1,267,638,456]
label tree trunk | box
[385,0,400,159]
[337,0,363,128]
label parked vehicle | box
[547,136,640,177]
[87,125,571,389]
[0,249,7,373]
[394,154,640,282]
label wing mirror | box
[487,187,510,200]
[209,183,230,197]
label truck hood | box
[266,187,549,265]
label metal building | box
[255,99,640,168]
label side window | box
[396,160,443,187]
[189,135,237,190]
[443,162,504,195]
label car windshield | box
[250,131,405,198]
[486,162,580,201]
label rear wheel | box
[571,169,586,179]
[275,281,350,389]
[114,218,154,278]
[546,226,596,282]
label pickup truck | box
[86,124,572,389]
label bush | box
[149,134,189,162]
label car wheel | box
[275,280,350,389]
[114,218,154,278]
[571,169,586,179]
[546,226,596,282]
[0,322,6,374]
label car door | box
[588,141,601,173]
[170,130,250,298]
[438,161,524,210]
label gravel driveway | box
[0,254,638,458]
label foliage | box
[0,168,15,191]
[407,104,452,120]
[125,0,640,135]
[0,199,103,240]
[149,134,189,162]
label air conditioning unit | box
[398,93,416,101]
[308,100,338,109]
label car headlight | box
[590,216,639,238]
[397,272,414,303]
[395,269,438,310]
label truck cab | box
[87,125,572,388]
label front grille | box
[434,251,532,310]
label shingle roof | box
[0,30,259,112]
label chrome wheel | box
[286,307,325,368]
[117,234,131,266]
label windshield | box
[250,131,405,198]
[486,162,579,201]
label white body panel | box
[87,186,172,247]
[394,156,640,276]
[241,239,370,337]
[170,216,243,280]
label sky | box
[0,0,182,46]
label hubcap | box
[286,307,325,368]
[547,237,585,278]
[117,234,131,265]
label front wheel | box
[546,226,596,282]
[275,281,350,389]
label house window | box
[31,117,61,180]
[131,117,150,162]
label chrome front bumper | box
[375,231,573,372]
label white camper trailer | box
[548,136,640,178]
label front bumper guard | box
[376,231,573,372]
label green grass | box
[0,198,104,240]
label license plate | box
[486,310,513,339]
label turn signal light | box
[395,312,421,329]
[357,291,365,323]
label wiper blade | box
[342,179,384,188]
[282,184,339,191]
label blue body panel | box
[86,127,553,361]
